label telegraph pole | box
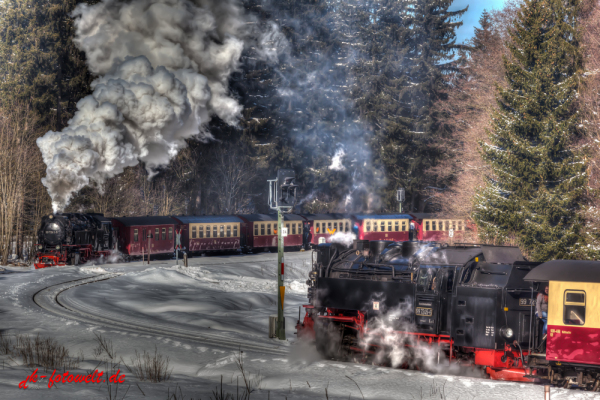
[268,169,297,340]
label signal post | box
[268,169,297,340]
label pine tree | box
[0,0,97,130]
[471,10,494,51]
[473,0,592,260]
[352,0,467,212]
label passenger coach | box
[111,216,179,258]
[301,214,352,248]
[172,215,242,254]
[238,214,304,251]
[353,214,413,242]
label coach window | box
[286,223,290,234]
[425,221,430,231]
[292,223,296,235]
[155,228,159,240]
[169,227,173,240]
[192,226,197,239]
[344,222,349,232]
[381,221,385,232]
[333,222,338,232]
[198,226,204,238]
[373,221,378,232]
[254,224,258,236]
[315,222,320,233]
[213,226,217,238]
[134,229,139,242]
[366,221,371,232]
[206,225,211,238]
[220,225,225,238]
[267,224,272,235]
[564,290,586,326]
[233,225,238,237]
[227,225,231,237]
[261,224,265,235]
[327,222,332,232]
[452,221,456,231]
[458,221,463,231]
[162,228,166,240]
[402,221,406,231]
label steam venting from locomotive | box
[36,0,271,212]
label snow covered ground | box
[0,252,596,399]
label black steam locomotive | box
[35,213,116,268]
[297,240,543,382]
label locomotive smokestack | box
[36,0,272,212]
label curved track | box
[33,273,289,356]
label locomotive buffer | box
[268,169,298,340]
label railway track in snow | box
[32,273,290,356]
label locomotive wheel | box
[315,320,347,361]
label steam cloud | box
[327,231,356,247]
[37,0,258,212]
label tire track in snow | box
[32,273,289,356]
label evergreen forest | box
[1,0,600,262]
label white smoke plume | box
[329,147,346,171]
[327,231,356,248]
[37,0,259,212]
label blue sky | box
[451,0,509,44]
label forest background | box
[1,0,599,263]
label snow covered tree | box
[0,0,97,130]
[473,0,593,260]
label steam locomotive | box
[297,240,545,383]
[35,213,116,268]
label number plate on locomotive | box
[519,298,534,306]
[416,307,433,317]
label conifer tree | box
[473,0,592,260]
[0,0,97,130]
[352,0,467,212]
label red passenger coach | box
[300,214,352,248]
[171,215,242,254]
[238,214,304,251]
[410,213,468,242]
[111,216,179,257]
[352,214,414,242]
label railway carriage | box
[352,214,413,242]
[411,213,468,242]
[300,214,352,248]
[172,215,242,254]
[238,214,304,251]
[111,216,179,258]
[525,260,600,389]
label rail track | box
[32,273,289,356]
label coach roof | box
[353,213,413,220]
[524,260,600,283]
[300,213,347,221]
[238,214,304,222]
[172,215,243,224]
[111,216,177,226]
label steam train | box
[296,240,600,389]
[34,212,471,268]
[34,213,116,268]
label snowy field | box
[0,252,596,399]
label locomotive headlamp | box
[49,215,53,219]
[500,326,514,339]
[38,245,43,250]
[55,245,61,250]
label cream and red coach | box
[524,260,600,389]
[300,213,352,248]
[352,214,413,242]
[172,215,242,254]
[238,214,304,251]
[111,216,179,257]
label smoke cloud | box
[327,231,356,248]
[37,0,258,212]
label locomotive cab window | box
[564,290,586,326]
[134,229,139,242]
[192,226,197,239]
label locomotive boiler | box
[297,240,542,382]
[35,213,116,268]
